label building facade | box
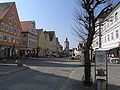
[20,21,38,57]
[0,2,22,59]
[92,2,120,57]
[36,29,46,57]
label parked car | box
[108,57,120,64]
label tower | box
[64,38,69,56]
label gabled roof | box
[47,31,55,41]
[21,21,33,32]
[36,29,43,36]
[0,2,14,20]
[44,31,50,40]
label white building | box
[92,2,120,57]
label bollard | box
[96,79,106,90]
[15,60,23,66]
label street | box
[0,58,81,90]
[0,58,120,90]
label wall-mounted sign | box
[95,50,106,65]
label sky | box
[0,0,78,49]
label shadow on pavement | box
[22,58,81,68]
[0,68,93,90]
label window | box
[110,19,113,25]
[9,36,11,42]
[105,36,106,42]
[24,34,26,37]
[3,35,7,41]
[11,37,14,42]
[115,12,118,21]
[16,39,19,43]
[8,18,12,24]
[5,24,9,31]
[18,29,21,34]
[103,23,106,29]
[1,23,5,30]
[10,26,13,33]
[13,38,15,43]
[0,33,3,41]
[14,28,17,34]
[116,30,119,38]
[111,32,114,40]
[23,41,26,45]
[11,12,15,18]
[14,21,17,26]
[108,34,110,41]
[96,41,98,46]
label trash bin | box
[96,79,106,90]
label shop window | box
[1,23,5,30]
[3,35,7,41]
[5,24,9,31]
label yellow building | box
[36,29,46,57]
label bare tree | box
[73,0,114,86]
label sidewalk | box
[62,61,120,90]
[60,65,95,90]
[0,62,29,77]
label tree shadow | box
[22,58,81,68]
[0,68,93,90]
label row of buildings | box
[0,2,63,59]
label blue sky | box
[0,0,78,48]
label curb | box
[0,66,29,77]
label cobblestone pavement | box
[0,58,120,90]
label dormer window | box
[115,12,118,21]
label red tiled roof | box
[0,2,14,19]
[21,21,33,32]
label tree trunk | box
[83,49,93,86]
